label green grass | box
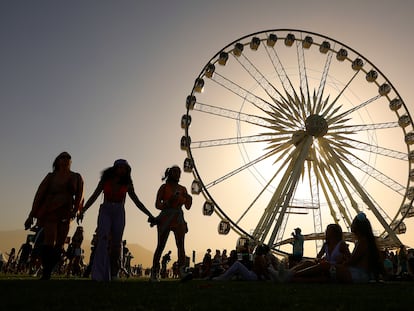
[1,274,412,311]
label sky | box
[1,0,414,263]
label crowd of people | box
[1,219,414,283]
[0,226,144,278]
[189,215,414,283]
[1,151,414,284]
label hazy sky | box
[1,0,414,262]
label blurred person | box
[212,245,270,281]
[120,240,130,277]
[0,252,5,272]
[221,249,229,270]
[262,244,281,282]
[24,152,84,280]
[290,227,304,267]
[150,165,192,281]
[210,249,224,277]
[83,233,97,278]
[28,226,44,276]
[124,251,134,277]
[201,248,212,278]
[161,250,172,278]
[66,226,84,276]
[4,247,16,273]
[408,249,414,276]
[397,244,408,277]
[382,250,394,281]
[227,249,238,269]
[16,237,33,273]
[78,159,155,281]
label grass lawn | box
[0,274,412,311]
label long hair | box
[100,163,132,185]
[52,152,71,172]
[351,213,383,277]
[326,223,343,243]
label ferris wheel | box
[180,29,414,253]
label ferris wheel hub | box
[305,114,328,137]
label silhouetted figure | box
[17,237,33,273]
[78,159,154,281]
[150,166,192,281]
[290,227,304,267]
[161,250,172,278]
[66,226,84,276]
[24,152,84,280]
[83,233,97,278]
[201,249,212,278]
[5,248,16,273]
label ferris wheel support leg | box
[267,137,314,247]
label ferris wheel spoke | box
[348,154,406,194]
[204,149,276,189]
[190,133,291,149]
[194,102,272,127]
[263,45,300,103]
[233,53,288,107]
[236,159,288,225]
[315,49,334,114]
[325,163,361,231]
[329,121,399,133]
[335,172,394,236]
[323,142,402,245]
[364,189,393,225]
[210,72,303,124]
[324,150,393,228]
[307,155,323,247]
[329,136,407,161]
[322,71,360,120]
[328,94,382,125]
[316,161,354,226]
[329,142,406,195]
[235,54,306,127]
[307,148,321,208]
[296,40,311,117]
[194,99,304,132]
[257,106,303,130]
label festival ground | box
[1,274,412,311]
